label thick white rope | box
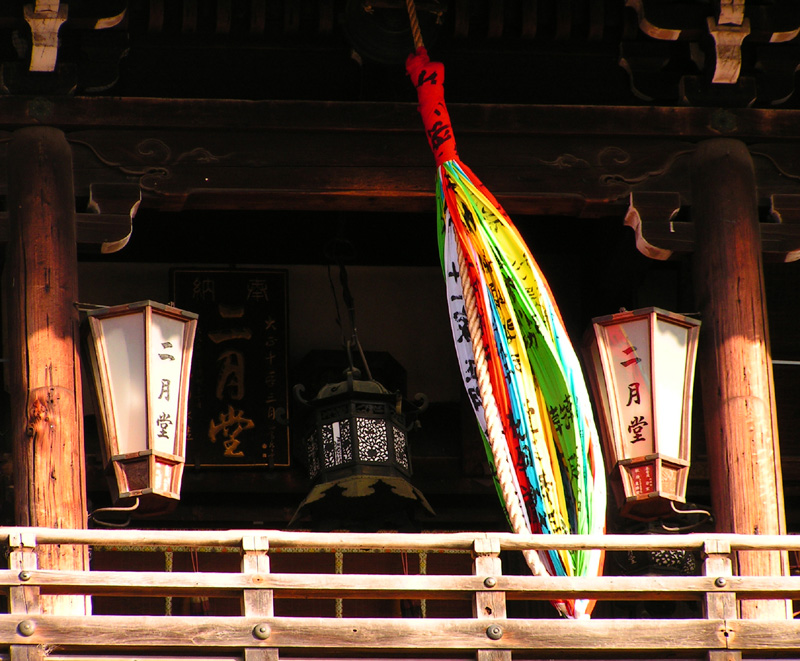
[455,242,549,578]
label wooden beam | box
[9,527,800,552]
[1,98,800,137]
[4,568,800,600]
[0,103,784,192]
[0,100,800,216]
[0,615,732,652]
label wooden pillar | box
[3,127,89,614]
[691,138,789,620]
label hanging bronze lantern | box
[291,362,433,527]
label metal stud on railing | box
[253,624,271,640]
[486,625,504,640]
[17,620,35,637]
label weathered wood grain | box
[473,538,509,661]
[0,98,796,139]
[6,528,800,553]
[7,548,39,616]
[726,619,800,650]
[241,537,273,616]
[241,540,278,661]
[707,652,742,661]
[1,569,797,601]
[0,529,797,657]
[3,128,89,616]
[9,644,44,661]
[8,546,41,661]
[703,540,737,621]
[1,105,800,217]
[0,616,730,652]
[691,139,791,620]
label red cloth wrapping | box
[406,47,458,166]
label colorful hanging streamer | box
[407,47,607,619]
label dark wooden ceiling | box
[2,1,800,107]
[3,1,800,264]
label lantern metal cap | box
[314,368,391,400]
[590,306,700,327]
[85,299,198,320]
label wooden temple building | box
[0,0,800,659]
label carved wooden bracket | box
[707,17,750,84]
[21,2,127,74]
[24,1,68,72]
[626,188,800,263]
[0,182,140,254]
[86,182,141,254]
[624,191,684,261]
[718,0,745,27]
[623,0,800,103]
[624,0,681,40]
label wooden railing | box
[1,528,799,661]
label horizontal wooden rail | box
[1,570,799,602]
[0,615,735,652]
[2,528,799,661]
[6,527,800,552]
[1,615,800,654]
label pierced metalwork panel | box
[306,433,320,479]
[356,418,389,462]
[393,426,409,470]
[321,420,353,469]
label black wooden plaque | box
[172,269,289,467]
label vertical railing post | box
[241,535,278,661]
[473,536,510,661]
[8,531,42,661]
[702,538,740,661]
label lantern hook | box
[411,392,429,412]
[326,241,374,382]
[294,383,310,406]
[88,497,140,528]
[659,502,713,533]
